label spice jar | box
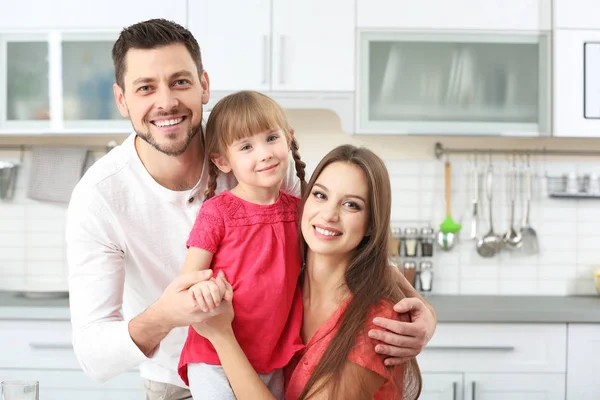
[419,261,433,293]
[403,227,418,257]
[420,227,434,257]
[402,261,417,287]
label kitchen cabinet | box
[554,0,600,29]
[418,323,567,400]
[0,319,144,399]
[189,0,355,92]
[357,31,551,135]
[0,31,130,134]
[566,324,600,399]
[357,0,551,31]
[0,0,187,30]
[553,29,600,137]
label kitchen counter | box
[427,294,600,323]
[1,291,599,323]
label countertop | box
[1,291,599,323]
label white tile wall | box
[1,150,599,296]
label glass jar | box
[420,227,434,257]
[403,227,418,257]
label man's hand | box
[368,297,436,366]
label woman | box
[195,145,423,399]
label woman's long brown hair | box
[297,145,422,400]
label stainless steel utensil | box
[477,162,503,257]
[0,161,19,200]
[503,156,522,249]
[469,156,479,240]
[520,156,539,255]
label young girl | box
[176,90,307,399]
[192,145,423,399]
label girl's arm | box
[307,362,386,400]
[180,247,214,275]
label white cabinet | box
[553,29,600,137]
[357,31,551,135]
[421,373,462,400]
[566,324,600,400]
[0,318,144,399]
[0,0,187,30]
[357,0,551,31]
[189,0,355,92]
[419,323,567,400]
[465,373,565,400]
[555,0,600,29]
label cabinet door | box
[420,373,462,400]
[553,29,600,137]
[357,0,550,31]
[0,0,187,30]
[464,373,565,400]
[566,324,600,400]
[271,0,355,91]
[189,0,271,92]
[0,369,143,400]
[555,0,600,29]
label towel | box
[27,146,92,204]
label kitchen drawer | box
[0,320,79,370]
[0,369,143,400]
[417,323,567,373]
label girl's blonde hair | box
[203,90,306,199]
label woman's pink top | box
[178,190,304,385]
[285,299,402,399]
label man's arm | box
[368,267,437,365]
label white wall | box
[0,109,599,295]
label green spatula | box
[440,161,462,234]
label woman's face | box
[301,161,370,260]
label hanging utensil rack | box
[434,142,600,159]
[434,142,600,199]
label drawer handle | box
[426,345,515,351]
[29,342,73,350]
[452,381,458,400]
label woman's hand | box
[369,297,436,366]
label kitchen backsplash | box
[1,144,599,296]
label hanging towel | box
[27,146,91,204]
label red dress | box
[178,190,304,385]
[285,299,403,400]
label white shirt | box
[66,132,301,387]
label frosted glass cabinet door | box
[357,32,551,135]
[61,40,122,122]
[6,41,50,121]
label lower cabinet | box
[422,372,565,400]
[0,369,144,400]
[566,324,600,400]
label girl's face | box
[213,128,290,190]
[301,161,370,260]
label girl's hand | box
[192,272,235,341]
[188,271,234,312]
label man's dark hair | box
[112,18,203,90]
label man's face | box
[113,43,210,156]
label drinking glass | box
[1,381,39,400]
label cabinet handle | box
[452,381,458,400]
[29,342,72,350]
[472,381,476,400]
[279,35,286,85]
[426,345,515,351]
[262,35,269,85]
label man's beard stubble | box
[135,118,202,157]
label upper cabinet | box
[555,0,600,29]
[1,32,129,134]
[189,0,355,93]
[0,0,187,30]
[357,0,551,31]
[553,30,600,137]
[357,31,551,135]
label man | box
[66,18,437,400]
